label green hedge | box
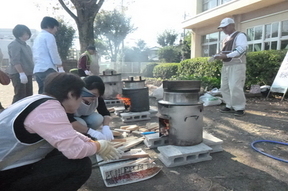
[173,57,222,90]
[153,63,179,79]
[142,63,159,77]
[146,50,287,90]
[177,57,222,78]
[246,50,286,87]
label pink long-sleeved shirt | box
[24,100,97,159]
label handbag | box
[0,70,10,85]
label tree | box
[158,46,181,63]
[124,39,149,62]
[58,0,105,53]
[181,30,192,60]
[157,30,178,47]
[55,20,75,60]
[94,9,136,61]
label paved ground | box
[2,81,288,191]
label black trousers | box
[10,73,33,104]
[0,149,92,191]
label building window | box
[247,20,288,51]
[281,40,288,50]
[201,32,221,57]
[203,0,232,12]
[281,20,288,37]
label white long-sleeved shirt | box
[223,31,247,58]
[32,30,62,73]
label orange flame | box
[116,94,131,106]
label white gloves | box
[58,67,65,73]
[84,70,92,75]
[87,128,106,140]
[97,140,122,161]
[102,125,114,141]
[19,72,28,84]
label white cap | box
[218,18,235,29]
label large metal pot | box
[100,73,123,99]
[163,92,199,104]
[100,73,122,83]
[102,82,123,99]
[158,101,204,146]
[123,76,145,89]
[123,81,145,89]
[163,80,201,92]
[122,87,150,112]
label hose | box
[251,140,288,163]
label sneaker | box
[234,110,245,116]
[220,107,233,113]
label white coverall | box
[220,31,247,111]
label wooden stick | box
[114,128,132,133]
[117,138,144,152]
[112,142,124,148]
[111,139,126,142]
[120,153,149,159]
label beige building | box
[182,0,288,58]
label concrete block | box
[104,99,123,107]
[203,131,223,153]
[143,133,168,148]
[143,130,223,153]
[120,111,151,122]
[157,143,212,167]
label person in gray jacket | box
[8,24,34,103]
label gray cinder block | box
[157,143,213,167]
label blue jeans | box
[75,112,104,130]
[34,68,57,94]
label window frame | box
[247,20,288,51]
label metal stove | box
[100,71,123,102]
[122,76,150,112]
[157,80,203,146]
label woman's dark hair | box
[44,73,85,102]
[83,75,105,96]
[12,24,31,39]
[41,16,59,29]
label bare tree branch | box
[58,0,78,23]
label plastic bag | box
[249,85,261,94]
[151,84,164,100]
[209,88,221,96]
[199,93,222,106]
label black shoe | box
[234,110,245,116]
[220,107,233,113]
